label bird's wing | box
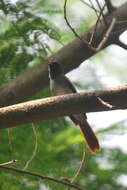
[63,76,77,93]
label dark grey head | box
[48,62,63,79]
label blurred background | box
[0,0,127,189]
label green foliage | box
[1,120,127,190]
[0,0,61,84]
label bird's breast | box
[51,78,72,96]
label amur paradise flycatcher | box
[48,62,100,153]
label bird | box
[48,62,100,153]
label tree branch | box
[0,160,17,166]
[0,2,127,107]
[0,165,86,190]
[96,17,116,51]
[64,0,93,50]
[0,85,127,129]
[104,0,115,13]
[115,40,127,50]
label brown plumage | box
[48,62,100,153]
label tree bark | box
[0,2,127,107]
[0,85,127,129]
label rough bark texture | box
[0,2,127,107]
[0,85,127,129]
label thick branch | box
[0,85,127,129]
[0,2,127,107]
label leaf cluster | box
[0,0,61,84]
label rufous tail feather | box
[78,121,100,153]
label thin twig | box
[64,0,94,51]
[88,0,104,27]
[71,148,86,183]
[0,160,17,166]
[89,4,106,45]
[79,0,99,14]
[104,0,115,13]
[0,165,86,190]
[23,123,38,170]
[97,97,114,108]
[7,129,15,158]
[89,0,99,17]
[96,0,105,21]
[64,0,82,41]
[115,40,127,50]
[96,17,116,51]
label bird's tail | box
[78,121,100,153]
